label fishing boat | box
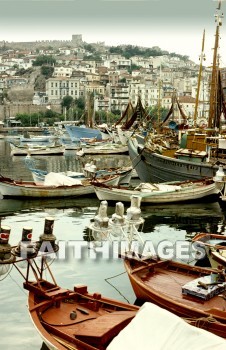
[108,302,226,350]
[76,143,128,156]
[128,2,226,183]
[86,197,226,340]
[0,217,139,350]
[9,142,65,156]
[123,255,226,338]
[192,233,226,268]
[93,178,221,203]
[20,135,57,143]
[2,218,225,350]
[24,157,133,186]
[0,173,120,198]
[65,124,112,141]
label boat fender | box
[70,311,77,320]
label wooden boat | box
[65,124,110,141]
[0,173,120,198]
[123,256,226,338]
[93,178,221,203]
[128,136,224,182]
[20,135,57,143]
[128,3,226,183]
[1,217,138,350]
[24,157,133,186]
[2,218,226,349]
[76,143,128,156]
[10,142,65,156]
[192,233,226,268]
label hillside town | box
[0,34,224,127]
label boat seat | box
[45,288,70,298]
[73,311,136,348]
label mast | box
[208,0,223,129]
[194,30,206,127]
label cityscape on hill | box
[0,32,223,129]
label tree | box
[74,97,85,110]
[32,55,56,66]
[148,105,169,124]
[61,96,74,111]
[41,65,54,78]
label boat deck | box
[141,266,226,312]
[127,259,226,321]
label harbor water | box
[0,139,226,349]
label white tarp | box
[135,183,181,192]
[44,172,82,186]
[107,302,226,350]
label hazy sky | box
[1,0,226,64]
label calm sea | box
[0,139,225,349]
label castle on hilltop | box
[0,34,84,50]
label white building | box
[46,77,80,102]
[53,66,72,77]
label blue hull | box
[65,125,103,141]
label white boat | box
[20,135,57,143]
[76,143,128,156]
[10,142,65,156]
[0,173,120,198]
[93,178,221,203]
[192,233,226,268]
[24,157,133,186]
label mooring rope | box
[105,271,131,304]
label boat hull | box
[65,125,108,141]
[94,180,220,203]
[128,138,220,182]
[192,233,226,268]
[0,175,120,198]
[79,145,128,155]
[27,283,138,350]
[124,258,226,338]
[10,143,65,156]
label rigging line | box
[105,271,131,304]
[8,270,27,296]
[0,264,13,281]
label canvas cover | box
[44,172,82,186]
[107,302,226,350]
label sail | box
[115,101,134,126]
[161,93,187,126]
[216,70,226,128]
[122,95,148,130]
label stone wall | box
[0,104,62,121]
[0,35,83,50]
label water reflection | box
[0,140,226,350]
[1,140,131,181]
[83,200,226,250]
